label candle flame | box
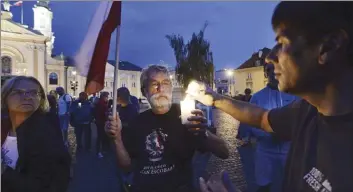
[185,80,203,100]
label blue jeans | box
[254,150,287,192]
[237,144,257,192]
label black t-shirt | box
[122,104,205,192]
[268,100,353,192]
[117,104,139,128]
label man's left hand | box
[185,109,208,135]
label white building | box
[215,68,236,96]
[1,1,143,98]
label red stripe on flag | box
[85,1,122,95]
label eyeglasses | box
[149,80,172,90]
[10,90,41,97]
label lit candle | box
[185,80,204,99]
[180,98,195,125]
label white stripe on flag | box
[74,1,112,77]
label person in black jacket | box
[1,76,71,192]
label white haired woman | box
[1,76,71,192]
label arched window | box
[49,72,58,85]
[1,56,12,76]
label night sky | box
[9,1,278,70]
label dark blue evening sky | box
[10,1,278,70]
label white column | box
[127,72,131,90]
[137,71,141,98]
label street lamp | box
[70,80,78,96]
[71,70,77,96]
[226,69,233,96]
[226,70,233,77]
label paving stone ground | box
[204,109,248,192]
[67,123,121,192]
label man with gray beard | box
[105,65,229,192]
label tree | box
[166,21,214,89]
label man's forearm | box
[214,94,272,132]
[202,131,229,159]
[113,138,132,171]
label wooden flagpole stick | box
[112,26,121,118]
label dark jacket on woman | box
[1,110,71,192]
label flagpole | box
[112,26,121,117]
[21,3,23,25]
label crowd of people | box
[1,1,353,192]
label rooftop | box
[108,60,143,71]
[50,54,143,72]
[236,47,271,70]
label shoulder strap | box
[62,94,72,103]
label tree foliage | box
[166,21,214,89]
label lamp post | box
[226,69,233,97]
[70,70,78,96]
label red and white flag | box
[74,1,122,95]
[13,1,23,6]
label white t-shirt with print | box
[58,94,72,115]
[1,136,19,169]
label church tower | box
[33,0,55,56]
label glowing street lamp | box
[71,70,77,96]
[226,69,234,96]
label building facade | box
[1,1,143,98]
[233,47,271,95]
[215,69,236,96]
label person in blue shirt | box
[70,92,94,152]
[242,63,299,192]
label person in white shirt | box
[56,87,72,146]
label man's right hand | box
[185,81,218,106]
[105,114,122,140]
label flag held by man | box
[74,1,122,95]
